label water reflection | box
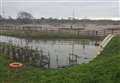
[0,36,99,68]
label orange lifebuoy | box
[9,62,23,69]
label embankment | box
[0,31,104,40]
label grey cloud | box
[0,0,119,18]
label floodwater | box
[0,35,100,68]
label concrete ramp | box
[97,34,114,55]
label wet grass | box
[0,36,120,83]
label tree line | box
[0,11,120,25]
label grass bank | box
[0,31,104,40]
[0,37,120,83]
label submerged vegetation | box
[0,36,120,83]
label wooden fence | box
[0,25,120,36]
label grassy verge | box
[0,37,120,83]
[0,31,104,40]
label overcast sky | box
[0,0,120,19]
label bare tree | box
[41,17,45,20]
[17,11,34,24]
[17,11,33,19]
